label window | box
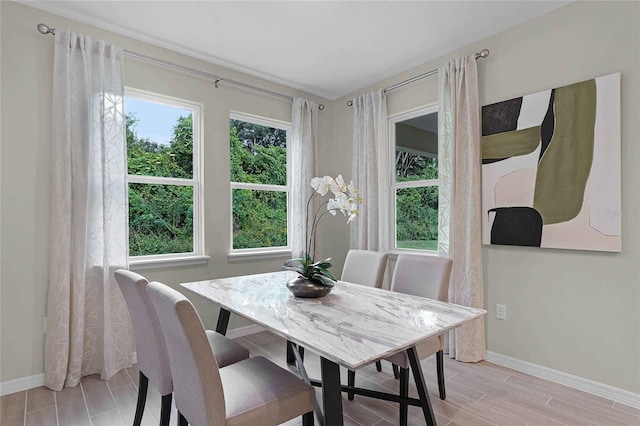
[124,88,202,261]
[229,112,290,253]
[389,105,439,252]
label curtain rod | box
[36,23,325,110]
[346,48,490,107]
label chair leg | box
[375,360,382,372]
[177,411,188,426]
[347,369,355,401]
[392,363,400,380]
[436,350,446,400]
[302,410,314,426]
[399,367,410,426]
[134,371,149,426]
[160,393,172,426]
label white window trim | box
[388,103,439,254]
[129,255,210,270]
[227,248,292,262]
[229,111,292,256]
[125,87,205,265]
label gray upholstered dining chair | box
[146,280,315,426]
[114,270,250,426]
[342,249,388,400]
[341,249,389,290]
[384,254,453,425]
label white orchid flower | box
[333,175,347,195]
[343,196,359,223]
[347,181,357,196]
[323,175,338,195]
[332,193,350,215]
[327,197,342,215]
[310,176,329,195]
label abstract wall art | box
[481,73,621,252]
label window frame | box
[388,103,440,254]
[124,87,205,266]
[228,111,292,258]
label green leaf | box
[284,258,304,267]
[282,264,304,274]
[317,268,337,282]
[313,261,333,269]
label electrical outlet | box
[496,304,507,320]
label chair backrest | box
[146,282,226,426]
[390,254,452,301]
[114,269,172,395]
[341,249,388,288]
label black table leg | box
[216,308,230,335]
[407,346,437,426]
[399,367,410,426]
[287,340,296,365]
[320,357,343,426]
[287,340,305,365]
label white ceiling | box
[24,1,572,100]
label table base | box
[289,341,437,426]
[216,308,437,426]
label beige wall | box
[0,1,331,382]
[329,1,640,393]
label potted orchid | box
[283,175,362,297]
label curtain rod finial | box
[476,49,489,59]
[37,23,55,35]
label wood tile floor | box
[2,331,638,426]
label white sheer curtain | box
[45,31,133,391]
[438,56,486,362]
[291,98,319,257]
[351,90,389,251]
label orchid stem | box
[309,208,340,261]
[304,192,315,259]
[308,200,328,259]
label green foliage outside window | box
[129,183,193,255]
[230,119,288,249]
[230,120,287,185]
[395,151,439,251]
[232,189,287,249]
[127,114,194,256]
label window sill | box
[129,255,210,270]
[387,249,440,259]
[228,248,292,263]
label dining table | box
[181,270,486,426]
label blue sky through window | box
[125,98,191,146]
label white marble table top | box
[182,271,486,370]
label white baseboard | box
[225,324,265,339]
[487,351,640,409]
[0,373,45,396]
